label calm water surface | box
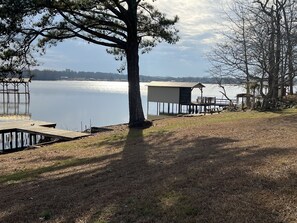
[1,81,245,130]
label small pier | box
[147,81,236,116]
[0,120,90,153]
[0,77,31,103]
[0,77,31,119]
[189,97,236,114]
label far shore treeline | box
[23,69,239,84]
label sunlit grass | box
[1,108,297,222]
[147,110,285,133]
[2,109,296,185]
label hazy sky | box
[37,0,227,77]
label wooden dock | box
[0,120,56,131]
[19,125,90,140]
[0,120,90,152]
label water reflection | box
[0,100,31,120]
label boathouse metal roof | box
[146,81,205,89]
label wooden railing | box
[195,97,236,106]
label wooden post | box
[21,132,24,149]
[14,83,16,105]
[10,132,13,149]
[33,134,37,144]
[29,134,32,146]
[146,100,149,118]
[1,133,4,151]
[15,131,18,149]
[17,90,20,103]
[6,83,9,103]
[27,83,30,103]
[2,83,4,104]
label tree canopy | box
[209,0,297,109]
[0,0,179,59]
[0,0,179,126]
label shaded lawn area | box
[0,110,297,223]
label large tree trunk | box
[274,3,281,101]
[125,0,145,127]
[242,17,251,108]
[126,41,145,127]
[126,47,145,127]
[283,5,294,95]
[264,10,276,110]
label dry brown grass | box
[0,110,297,223]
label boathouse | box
[0,77,31,103]
[147,81,205,115]
[0,77,31,118]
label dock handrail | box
[196,97,236,106]
[215,98,237,105]
[196,96,216,104]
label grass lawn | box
[0,109,297,223]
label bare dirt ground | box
[0,110,297,223]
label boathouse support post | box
[27,83,30,103]
[21,132,24,149]
[33,134,37,144]
[9,132,13,149]
[2,83,4,103]
[29,134,32,146]
[147,101,149,118]
[14,83,16,104]
[15,131,18,149]
[1,133,4,151]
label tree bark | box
[126,42,145,127]
[124,0,145,127]
[283,4,294,95]
[242,17,251,108]
[274,2,281,100]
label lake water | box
[1,81,245,130]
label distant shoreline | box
[23,69,240,84]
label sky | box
[37,0,228,77]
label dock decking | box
[0,120,90,152]
[0,120,56,131]
[20,125,90,140]
[0,120,89,139]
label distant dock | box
[189,97,236,114]
[0,120,89,153]
[147,81,237,116]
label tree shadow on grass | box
[0,128,297,223]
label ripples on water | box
[1,81,245,130]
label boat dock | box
[0,120,90,152]
[146,82,238,116]
[189,97,236,114]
